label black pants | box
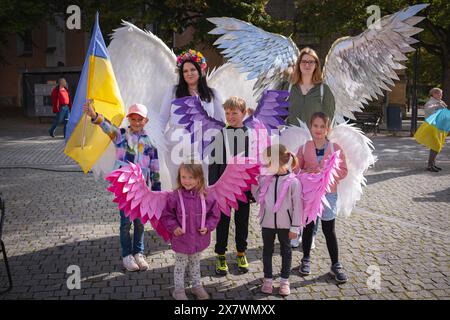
[428,149,438,167]
[262,228,292,279]
[302,219,339,265]
[214,200,250,255]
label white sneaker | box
[134,253,149,271]
[123,254,139,271]
[311,236,316,250]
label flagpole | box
[81,99,93,150]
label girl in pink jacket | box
[295,112,348,283]
[160,163,220,300]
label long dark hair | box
[175,60,214,102]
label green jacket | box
[283,82,335,125]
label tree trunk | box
[442,55,450,106]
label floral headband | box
[176,49,207,71]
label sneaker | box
[215,255,228,276]
[299,257,311,276]
[48,129,55,138]
[261,278,273,294]
[236,254,249,273]
[191,285,209,300]
[426,166,439,172]
[291,237,300,248]
[134,253,149,271]
[433,165,442,171]
[172,289,188,300]
[311,236,316,250]
[279,280,290,296]
[330,262,348,283]
[122,254,139,272]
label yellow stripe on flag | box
[414,122,447,153]
[64,56,125,173]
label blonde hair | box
[177,162,206,195]
[429,87,442,96]
[263,144,298,171]
[223,96,247,113]
[290,47,323,85]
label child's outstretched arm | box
[83,101,123,145]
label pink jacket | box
[160,189,220,255]
[295,141,348,193]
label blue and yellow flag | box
[414,108,450,153]
[64,13,124,173]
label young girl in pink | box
[160,162,220,300]
[295,112,348,283]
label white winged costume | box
[91,22,257,189]
[208,4,429,217]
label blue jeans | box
[49,105,70,137]
[119,210,145,258]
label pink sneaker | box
[191,286,209,300]
[172,289,188,300]
[279,280,290,296]
[261,278,273,294]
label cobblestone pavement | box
[0,116,449,300]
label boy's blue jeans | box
[49,105,70,137]
[119,210,145,258]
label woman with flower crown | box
[159,49,226,187]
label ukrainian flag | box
[64,13,125,173]
[414,108,450,153]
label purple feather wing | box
[172,95,225,155]
[244,90,290,132]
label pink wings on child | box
[106,162,171,241]
[298,150,342,226]
[105,156,260,239]
[207,156,260,217]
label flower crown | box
[176,49,207,71]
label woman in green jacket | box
[285,47,336,250]
[285,47,335,125]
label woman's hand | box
[198,228,208,235]
[173,227,184,237]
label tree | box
[292,0,450,104]
[0,0,287,64]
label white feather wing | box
[91,21,176,178]
[278,119,312,155]
[323,4,428,123]
[207,62,257,109]
[328,123,376,217]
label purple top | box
[160,189,220,255]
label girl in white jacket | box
[252,144,303,296]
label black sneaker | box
[433,165,442,171]
[427,166,439,172]
[330,262,348,283]
[299,257,311,276]
[48,129,55,138]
